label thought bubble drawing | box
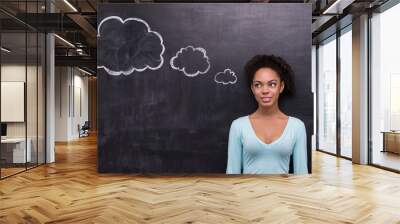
[97,16,165,76]
[170,46,210,77]
[214,69,237,85]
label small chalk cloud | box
[214,69,237,85]
[170,46,210,77]
[97,16,165,76]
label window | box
[317,35,337,155]
[370,3,400,171]
[339,27,352,158]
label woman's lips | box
[261,97,272,103]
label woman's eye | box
[254,83,261,88]
[270,83,277,87]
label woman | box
[226,55,308,174]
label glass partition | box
[1,30,28,177]
[38,32,45,165]
[0,1,46,179]
[27,30,38,169]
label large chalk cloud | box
[97,16,165,76]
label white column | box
[352,14,369,164]
[46,1,55,163]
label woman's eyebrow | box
[253,79,278,83]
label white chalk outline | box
[214,69,237,85]
[170,46,211,77]
[97,16,165,76]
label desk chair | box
[78,121,90,138]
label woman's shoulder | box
[230,115,249,128]
[288,116,306,130]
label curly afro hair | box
[244,55,295,97]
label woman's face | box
[251,67,284,108]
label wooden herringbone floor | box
[1,135,400,224]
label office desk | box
[381,131,400,154]
[1,138,31,163]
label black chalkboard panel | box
[98,3,312,173]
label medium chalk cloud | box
[170,46,210,77]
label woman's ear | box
[280,81,285,93]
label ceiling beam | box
[67,13,97,40]
[55,55,96,71]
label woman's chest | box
[241,131,295,156]
[250,119,288,144]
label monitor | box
[1,123,7,137]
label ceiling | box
[0,0,390,74]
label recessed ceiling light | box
[54,34,75,48]
[63,0,78,12]
[78,67,93,76]
[1,47,11,53]
[322,0,355,15]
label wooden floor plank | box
[1,135,400,223]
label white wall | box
[55,66,89,141]
[55,66,69,141]
[1,65,26,132]
[1,64,42,137]
[1,82,25,122]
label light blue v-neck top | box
[226,116,308,175]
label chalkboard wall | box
[98,3,312,173]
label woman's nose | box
[261,85,269,93]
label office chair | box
[79,121,90,138]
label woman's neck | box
[253,104,283,118]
